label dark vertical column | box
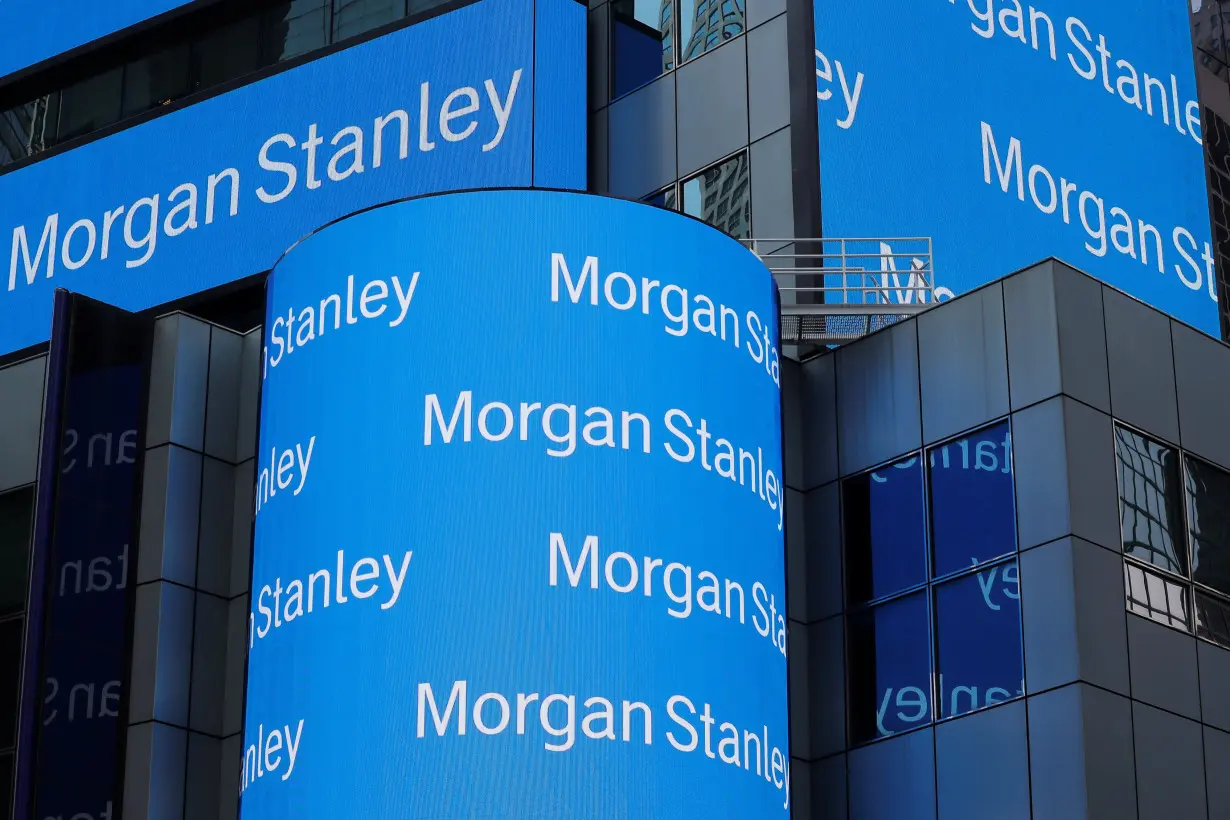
[14,292,153,820]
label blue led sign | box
[241,190,790,818]
[814,0,1217,333]
[0,0,585,357]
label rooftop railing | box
[743,237,940,345]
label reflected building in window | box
[612,0,674,98]
[1114,423,1230,650]
[1193,0,1230,81]
[0,96,56,166]
[641,151,751,239]
[682,152,750,239]
[1125,561,1191,629]
[1115,426,1186,577]
[1191,1,1230,336]
[679,0,744,62]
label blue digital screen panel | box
[814,0,1218,334]
[243,190,790,817]
[0,0,585,358]
[0,0,195,79]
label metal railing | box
[742,237,940,345]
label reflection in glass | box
[29,298,149,818]
[1116,427,1186,577]
[262,0,330,63]
[1185,456,1230,596]
[1194,1,1230,68]
[57,69,123,142]
[844,455,927,603]
[122,45,191,118]
[0,488,34,618]
[928,422,1015,578]
[934,561,1022,719]
[0,618,21,747]
[847,592,931,743]
[1125,562,1190,630]
[1196,591,1230,648]
[678,0,744,62]
[193,17,263,90]
[681,152,750,239]
[643,187,677,210]
[333,0,405,41]
[612,0,674,98]
[0,96,58,165]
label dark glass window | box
[934,560,1022,719]
[681,153,750,239]
[847,592,931,743]
[57,68,123,143]
[643,187,677,210]
[1116,427,1186,577]
[407,0,449,12]
[1196,3,1230,68]
[262,0,331,63]
[612,0,674,98]
[0,617,21,748]
[1196,591,1230,648]
[0,98,56,168]
[0,751,11,816]
[928,422,1015,578]
[1186,456,1230,596]
[1125,562,1190,630]
[678,0,742,62]
[843,455,926,604]
[193,17,264,90]
[0,487,34,618]
[122,44,192,119]
[333,0,405,41]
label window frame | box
[608,0,747,102]
[841,417,1024,748]
[1114,420,1230,650]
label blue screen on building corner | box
[242,190,790,818]
[813,0,1218,334]
[0,0,585,357]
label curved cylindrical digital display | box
[242,190,788,818]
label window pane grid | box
[845,418,1022,748]
[610,0,746,101]
[1115,426,1186,576]
[1115,424,1230,647]
[1125,559,1191,630]
[643,152,751,240]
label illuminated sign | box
[0,0,584,356]
[814,0,1217,333]
[242,189,790,817]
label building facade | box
[0,0,1227,818]
[784,259,1230,819]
